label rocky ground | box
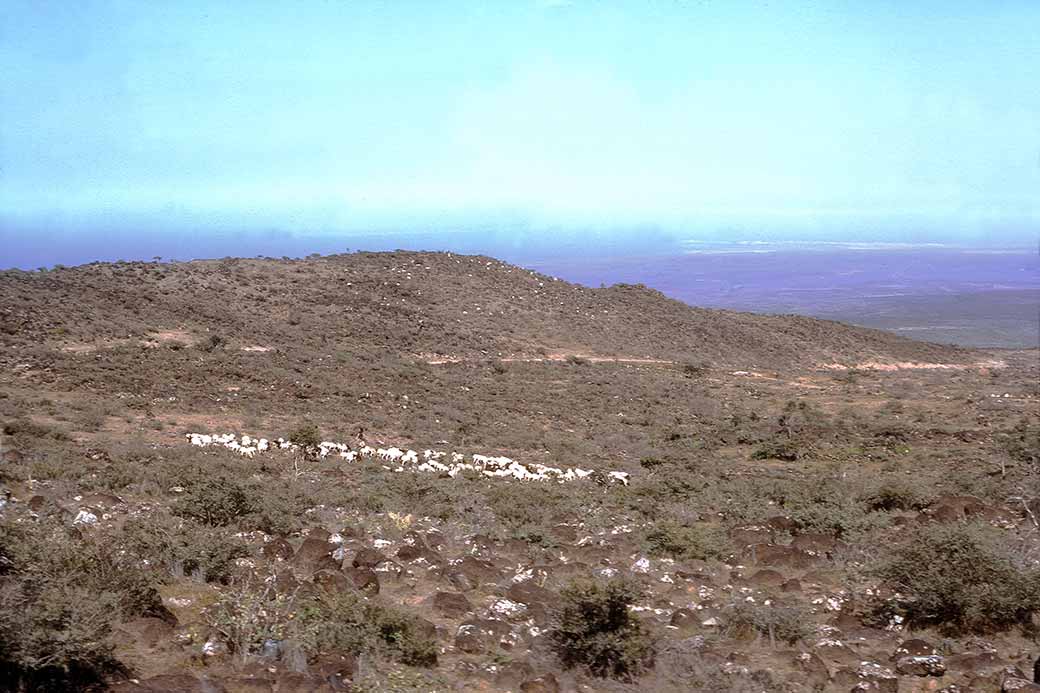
[0,252,1037,692]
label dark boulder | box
[429,590,473,618]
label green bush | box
[875,522,1040,634]
[999,418,1039,466]
[0,519,166,690]
[241,481,312,536]
[861,481,929,512]
[200,334,224,352]
[288,423,322,450]
[0,583,123,691]
[549,578,655,680]
[10,522,166,620]
[644,521,730,561]
[680,361,709,378]
[770,473,886,538]
[639,456,667,470]
[173,477,255,527]
[121,515,250,584]
[295,592,437,667]
[750,438,803,461]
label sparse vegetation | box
[0,251,1033,690]
[644,521,730,561]
[721,600,812,645]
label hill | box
[0,251,1036,692]
[0,250,976,368]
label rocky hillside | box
[0,251,1036,693]
[0,251,974,370]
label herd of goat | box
[184,432,630,485]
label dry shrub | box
[875,522,1040,634]
[644,521,730,561]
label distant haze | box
[2,0,1039,266]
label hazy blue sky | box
[2,0,1038,257]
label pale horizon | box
[2,0,1039,263]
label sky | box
[1,0,1038,265]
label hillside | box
[0,251,975,370]
[0,251,1036,692]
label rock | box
[551,524,578,542]
[814,638,859,666]
[793,651,831,688]
[73,508,100,525]
[293,535,337,574]
[505,581,554,624]
[201,634,229,659]
[455,618,512,654]
[946,651,1008,678]
[399,530,428,548]
[310,653,356,690]
[80,492,125,508]
[117,617,177,648]
[791,532,842,556]
[429,590,473,618]
[445,569,477,592]
[766,515,800,532]
[342,566,380,594]
[896,655,947,677]
[670,608,699,629]
[133,674,227,692]
[923,495,1002,523]
[312,569,352,594]
[746,569,785,586]
[744,543,819,569]
[833,662,898,692]
[271,569,300,595]
[268,672,338,693]
[352,547,388,568]
[261,537,294,561]
[521,674,560,693]
[396,544,442,564]
[892,638,939,660]
[220,679,273,693]
[259,639,283,660]
[494,661,535,689]
[1,449,23,464]
[506,580,553,606]
[490,598,529,621]
[444,556,500,591]
[307,527,332,541]
[728,525,774,548]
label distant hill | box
[0,251,975,371]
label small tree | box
[287,423,322,479]
[288,423,322,451]
[549,579,655,680]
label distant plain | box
[529,243,1039,349]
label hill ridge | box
[0,250,976,371]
